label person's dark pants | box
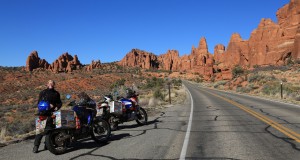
[34,117,55,146]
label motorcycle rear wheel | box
[136,107,148,125]
[45,130,68,155]
[91,118,111,143]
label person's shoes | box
[33,146,39,153]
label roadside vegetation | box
[210,64,300,104]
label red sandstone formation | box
[157,50,181,71]
[51,53,82,73]
[293,26,300,59]
[25,51,51,71]
[117,49,159,69]
[86,60,101,71]
[25,52,82,72]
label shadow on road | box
[117,117,161,130]
[64,114,165,156]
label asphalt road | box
[183,81,300,160]
[0,81,300,160]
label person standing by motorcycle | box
[33,80,62,153]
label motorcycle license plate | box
[35,117,47,134]
[96,108,103,116]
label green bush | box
[214,81,228,88]
[232,65,244,78]
[248,83,259,89]
[281,78,287,82]
[6,118,35,137]
[236,87,251,93]
[153,89,164,100]
[262,83,279,95]
[110,78,126,89]
[195,77,203,83]
[248,74,265,82]
[172,79,182,87]
[248,74,276,83]
[143,77,165,89]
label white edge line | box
[180,84,194,160]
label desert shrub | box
[284,85,300,95]
[253,65,259,68]
[153,89,164,100]
[281,78,287,83]
[294,59,300,64]
[195,77,203,83]
[143,77,165,89]
[232,65,244,78]
[110,78,126,89]
[248,74,265,82]
[6,118,35,137]
[294,96,300,101]
[248,83,259,89]
[214,81,228,88]
[236,87,251,93]
[172,79,182,87]
[264,75,276,81]
[262,83,279,95]
[252,65,290,73]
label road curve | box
[182,81,300,160]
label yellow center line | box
[202,89,300,143]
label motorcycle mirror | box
[66,94,71,100]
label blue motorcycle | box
[41,95,111,155]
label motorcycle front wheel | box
[136,107,148,125]
[108,116,119,131]
[45,130,68,155]
[91,118,111,143]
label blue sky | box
[0,0,290,66]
